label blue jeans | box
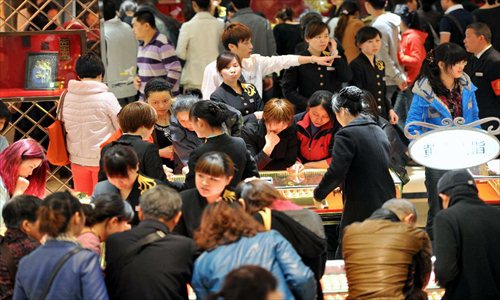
[424,167,447,240]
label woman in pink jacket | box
[62,53,121,195]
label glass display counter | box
[468,159,500,206]
[172,169,403,225]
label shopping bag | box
[46,91,70,166]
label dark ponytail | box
[275,7,294,22]
[190,100,230,128]
[83,194,134,227]
[39,191,82,238]
[334,1,360,41]
[416,43,468,97]
[331,86,364,115]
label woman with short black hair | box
[349,26,399,124]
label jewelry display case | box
[468,159,500,206]
[0,30,86,99]
[173,169,403,225]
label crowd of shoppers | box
[1,0,500,298]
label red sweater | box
[398,29,428,85]
[295,112,338,164]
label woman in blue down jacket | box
[14,191,108,300]
[191,201,316,300]
[406,43,479,241]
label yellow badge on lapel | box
[241,83,256,96]
[468,100,472,109]
[375,59,384,71]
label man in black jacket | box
[464,22,500,138]
[105,185,197,300]
[434,169,500,300]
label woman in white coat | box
[63,53,121,195]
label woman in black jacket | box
[313,86,395,258]
[282,20,352,113]
[210,52,263,123]
[241,98,297,171]
[175,152,236,238]
[349,26,399,123]
[184,100,259,189]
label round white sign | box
[408,128,500,170]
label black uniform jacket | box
[183,133,259,189]
[242,119,298,171]
[349,53,393,119]
[465,47,500,126]
[105,220,196,300]
[282,49,352,113]
[174,188,207,239]
[93,174,170,225]
[313,115,395,232]
[210,81,263,123]
[98,134,166,182]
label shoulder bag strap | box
[115,230,166,268]
[258,208,272,231]
[39,246,83,300]
[56,90,68,121]
[0,237,17,283]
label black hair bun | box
[340,86,364,103]
[208,101,230,123]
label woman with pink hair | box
[0,139,48,234]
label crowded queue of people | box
[1,0,500,299]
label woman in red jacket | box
[292,90,341,170]
[395,7,427,129]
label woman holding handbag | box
[62,53,121,195]
[13,191,108,300]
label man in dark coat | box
[105,186,197,300]
[434,169,500,300]
[464,22,500,138]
